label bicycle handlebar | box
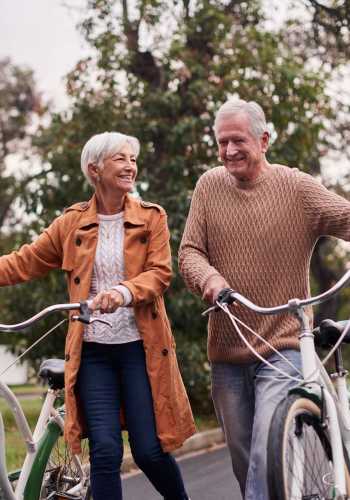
[0,300,112,332]
[202,268,350,317]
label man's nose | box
[226,141,237,157]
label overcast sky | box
[1,0,349,175]
[1,1,290,111]
[1,0,87,109]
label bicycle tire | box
[40,429,91,499]
[23,410,91,500]
[267,393,349,500]
[40,418,91,500]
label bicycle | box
[0,300,109,500]
[203,269,350,500]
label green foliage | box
[304,0,350,65]
[176,338,214,416]
[1,0,349,413]
[0,58,43,233]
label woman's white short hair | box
[81,131,140,186]
[214,99,268,139]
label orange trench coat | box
[0,194,196,454]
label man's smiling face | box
[216,112,269,182]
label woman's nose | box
[124,157,135,168]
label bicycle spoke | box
[284,415,333,499]
[41,437,90,499]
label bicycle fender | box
[23,420,62,500]
[288,384,322,407]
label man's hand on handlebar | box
[202,275,230,304]
[201,286,235,317]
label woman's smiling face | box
[98,141,138,195]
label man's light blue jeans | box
[211,349,301,500]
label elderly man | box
[178,99,350,500]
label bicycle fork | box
[295,307,348,498]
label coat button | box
[162,348,168,356]
[140,236,147,244]
[152,311,157,319]
[65,354,70,361]
[74,276,80,284]
[75,237,82,246]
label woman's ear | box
[88,163,100,184]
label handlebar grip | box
[202,288,236,316]
[72,301,92,325]
[217,288,235,305]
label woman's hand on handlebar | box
[90,290,124,313]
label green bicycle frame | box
[23,420,62,500]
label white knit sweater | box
[83,212,141,344]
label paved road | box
[122,445,242,500]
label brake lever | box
[71,301,112,328]
[89,317,112,327]
[202,305,218,317]
[202,288,236,317]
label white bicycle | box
[204,269,350,500]
[0,300,109,500]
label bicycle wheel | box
[40,434,91,499]
[267,394,343,500]
[40,419,91,500]
[23,410,91,500]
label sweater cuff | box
[111,285,133,306]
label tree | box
[0,59,54,372]
[1,0,347,408]
[0,58,43,236]
[281,0,350,322]
[305,0,350,64]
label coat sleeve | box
[178,178,222,296]
[0,216,64,286]
[120,210,172,304]
[297,171,350,240]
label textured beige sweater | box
[179,165,350,364]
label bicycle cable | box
[0,318,68,379]
[219,303,303,383]
[302,315,350,383]
[220,304,303,376]
[220,301,350,385]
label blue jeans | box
[211,349,301,500]
[77,340,189,500]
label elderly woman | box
[0,132,195,500]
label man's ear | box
[261,131,270,154]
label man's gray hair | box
[81,131,140,186]
[214,99,268,139]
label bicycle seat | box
[39,358,65,390]
[313,319,350,348]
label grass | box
[9,384,44,395]
[1,392,219,472]
[195,414,218,431]
[0,397,43,471]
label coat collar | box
[77,193,145,229]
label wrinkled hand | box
[202,275,230,304]
[90,290,124,313]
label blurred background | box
[1,0,350,418]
